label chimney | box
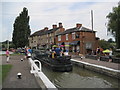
[52,25,57,29]
[76,23,82,28]
[44,27,48,31]
[59,22,63,28]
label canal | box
[42,64,119,88]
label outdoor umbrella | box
[52,45,58,47]
[102,49,110,53]
[65,45,70,47]
[59,45,64,47]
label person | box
[28,47,32,54]
[96,47,100,55]
[24,48,28,59]
[27,47,32,58]
[6,49,10,63]
[54,47,62,56]
[64,49,69,56]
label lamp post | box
[7,40,9,49]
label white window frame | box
[66,34,68,40]
[58,35,61,41]
[72,32,75,40]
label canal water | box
[42,65,119,88]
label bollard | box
[17,72,22,79]
[21,58,23,61]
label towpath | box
[1,55,40,88]
[72,55,120,70]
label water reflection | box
[42,65,119,88]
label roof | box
[30,27,60,37]
[56,26,96,36]
[30,29,44,37]
[46,27,60,34]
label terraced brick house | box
[55,23,99,55]
[29,23,65,49]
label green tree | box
[108,38,114,43]
[99,39,111,50]
[12,7,31,48]
[106,2,120,49]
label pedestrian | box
[27,47,32,58]
[96,47,100,55]
[28,47,32,54]
[6,49,10,63]
[24,48,28,59]
[54,47,62,56]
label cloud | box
[1,1,118,42]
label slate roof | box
[30,27,60,37]
[46,27,60,34]
[56,26,96,36]
[30,29,44,37]
[30,25,96,37]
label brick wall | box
[55,31,99,54]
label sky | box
[0,0,119,42]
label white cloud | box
[1,1,118,42]
[1,0,119,2]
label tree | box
[99,39,111,50]
[12,7,31,48]
[106,2,120,49]
[108,38,114,43]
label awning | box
[59,42,65,45]
[69,41,80,45]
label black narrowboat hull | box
[32,50,73,72]
[34,57,72,72]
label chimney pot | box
[59,22,63,28]
[52,25,57,29]
[76,23,82,28]
[44,27,48,31]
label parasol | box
[102,49,110,53]
[52,45,58,47]
[65,45,70,47]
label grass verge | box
[0,64,12,84]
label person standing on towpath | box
[6,48,10,63]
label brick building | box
[29,23,65,49]
[55,23,99,55]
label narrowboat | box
[32,49,73,72]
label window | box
[58,35,61,41]
[86,42,92,49]
[50,33,51,36]
[66,34,68,40]
[72,32,75,39]
[76,34,79,38]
